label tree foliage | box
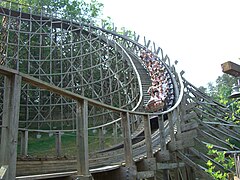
[203,73,240,123]
[206,74,237,105]
[206,143,235,180]
[1,0,104,23]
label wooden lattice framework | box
[0,1,239,180]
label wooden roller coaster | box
[0,1,239,179]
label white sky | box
[99,0,240,87]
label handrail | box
[0,63,184,134]
[0,63,183,117]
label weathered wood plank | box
[158,115,167,151]
[185,102,197,111]
[136,158,156,171]
[76,100,90,177]
[143,115,153,158]
[221,61,240,77]
[0,75,22,180]
[183,112,198,122]
[119,166,137,180]
[137,171,155,179]
[155,150,171,162]
[168,138,195,151]
[157,162,185,170]
[181,122,198,132]
[176,129,198,141]
[55,131,62,157]
[168,112,176,143]
[121,112,134,167]
[20,130,28,156]
[176,151,213,179]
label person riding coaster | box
[145,98,165,112]
[145,82,165,112]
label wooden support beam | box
[120,113,137,180]
[176,129,198,141]
[177,151,213,180]
[136,158,156,171]
[121,112,134,167]
[183,112,197,122]
[143,115,153,158]
[168,112,175,143]
[155,150,171,162]
[113,122,118,144]
[0,75,22,180]
[119,166,137,180]
[221,61,240,77]
[157,162,185,170]
[137,171,155,179]
[185,102,197,111]
[156,113,170,180]
[168,139,195,151]
[76,100,91,179]
[181,122,198,132]
[99,127,104,150]
[20,130,28,156]
[55,131,62,157]
[158,115,167,151]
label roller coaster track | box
[0,1,239,180]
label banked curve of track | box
[0,1,186,178]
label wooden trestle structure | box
[0,1,239,180]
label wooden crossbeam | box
[157,162,185,170]
[221,61,240,77]
[137,171,155,179]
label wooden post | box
[143,114,153,158]
[99,127,104,150]
[113,122,118,144]
[75,100,91,179]
[179,95,188,180]
[172,109,180,180]
[121,112,134,167]
[158,114,166,151]
[55,131,62,157]
[168,112,175,143]
[175,107,182,134]
[0,74,22,180]
[121,112,136,179]
[143,114,156,180]
[20,130,28,156]
[158,114,169,180]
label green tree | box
[204,73,240,123]
[206,74,238,105]
[1,0,104,23]
[206,143,235,180]
[198,85,207,94]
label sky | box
[99,0,240,87]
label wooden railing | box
[0,59,184,179]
